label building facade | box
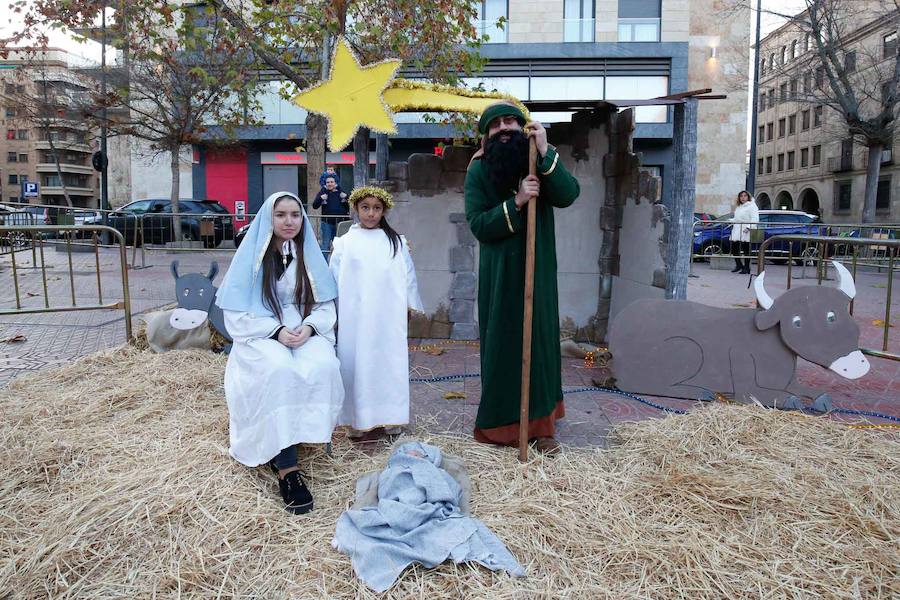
[754,3,900,223]
[0,49,100,208]
[178,0,748,221]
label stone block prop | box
[388,161,408,180]
[449,246,474,273]
[451,322,478,340]
[407,154,442,191]
[449,299,475,323]
[449,272,476,300]
[441,146,477,172]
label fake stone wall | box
[384,109,635,341]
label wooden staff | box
[519,136,539,462]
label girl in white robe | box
[216,192,343,514]
[330,186,424,437]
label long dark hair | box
[261,195,314,321]
[380,214,402,258]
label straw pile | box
[0,348,897,598]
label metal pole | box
[747,0,762,193]
[100,0,110,241]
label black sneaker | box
[279,470,314,514]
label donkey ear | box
[755,307,780,331]
[170,260,180,280]
[206,261,219,281]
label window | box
[16,129,27,140]
[758,91,766,112]
[780,82,788,102]
[812,145,821,165]
[766,156,772,173]
[769,53,775,70]
[5,129,13,140]
[803,71,812,93]
[844,51,856,74]
[18,153,27,163]
[758,125,765,143]
[777,153,785,171]
[790,78,798,99]
[5,107,15,117]
[3,83,13,94]
[877,179,891,211]
[767,89,775,109]
[814,105,823,127]
[564,0,595,42]
[766,122,774,139]
[604,76,669,122]
[44,175,62,187]
[788,114,796,135]
[7,152,16,162]
[835,181,852,212]
[8,174,17,184]
[778,118,786,137]
[885,32,898,59]
[787,150,795,170]
[801,109,810,130]
[801,147,809,167]
[805,33,812,52]
[618,0,660,41]
[475,0,508,43]
[815,67,824,88]
[791,40,798,60]
[780,46,787,64]
[761,58,767,76]
[758,158,764,175]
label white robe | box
[330,225,424,431]
[223,260,344,467]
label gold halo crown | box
[348,186,394,210]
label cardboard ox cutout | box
[169,261,232,349]
[608,262,870,412]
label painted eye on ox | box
[792,316,801,328]
[826,311,835,323]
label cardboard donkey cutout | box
[170,261,232,351]
[609,262,870,412]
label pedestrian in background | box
[730,190,759,274]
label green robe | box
[464,146,580,430]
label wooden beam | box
[666,97,698,300]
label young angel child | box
[329,186,424,439]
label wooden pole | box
[519,137,539,462]
[666,98,698,300]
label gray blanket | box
[332,441,525,592]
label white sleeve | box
[302,300,337,339]
[402,237,424,313]
[329,237,343,313]
[223,309,281,343]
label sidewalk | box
[1,248,898,443]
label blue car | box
[693,210,823,264]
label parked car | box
[84,199,233,247]
[693,212,717,222]
[693,210,823,264]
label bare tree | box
[731,0,900,222]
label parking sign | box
[21,182,39,198]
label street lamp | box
[747,0,762,194]
[100,0,110,237]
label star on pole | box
[292,38,401,151]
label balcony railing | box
[827,156,853,172]
[862,149,894,168]
[618,18,661,42]
[563,18,595,42]
[35,162,94,175]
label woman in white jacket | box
[729,190,759,274]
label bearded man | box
[464,101,580,453]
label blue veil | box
[215,192,337,315]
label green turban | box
[477,101,526,135]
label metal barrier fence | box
[758,234,898,361]
[0,211,37,256]
[691,220,900,271]
[0,225,133,342]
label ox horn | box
[832,261,856,299]
[754,270,774,310]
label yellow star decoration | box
[292,39,401,151]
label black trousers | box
[733,240,751,270]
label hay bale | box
[0,348,897,598]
